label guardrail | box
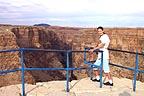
[0,48,103,96]
[108,48,144,91]
[0,48,144,96]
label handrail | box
[0,48,144,96]
[0,48,103,96]
[109,63,134,71]
[108,48,144,91]
[108,48,144,55]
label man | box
[89,26,113,86]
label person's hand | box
[89,49,94,53]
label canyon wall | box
[0,25,144,87]
[48,26,144,80]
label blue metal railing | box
[108,48,144,91]
[0,48,144,96]
[0,48,103,96]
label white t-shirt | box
[98,34,110,59]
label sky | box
[0,0,144,27]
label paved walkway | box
[0,77,144,96]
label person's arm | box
[89,43,105,52]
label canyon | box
[0,24,144,87]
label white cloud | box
[0,0,144,27]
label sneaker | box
[92,79,100,82]
[103,82,113,86]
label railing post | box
[133,52,139,91]
[20,48,25,96]
[100,51,103,88]
[66,50,70,92]
[90,65,93,80]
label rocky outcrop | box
[0,26,74,87]
[0,25,144,88]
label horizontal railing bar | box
[20,48,67,52]
[138,70,144,73]
[108,48,144,55]
[71,49,103,53]
[0,48,19,53]
[0,48,103,53]
[84,61,102,68]
[109,48,136,54]
[109,63,135,71]
[0,68,21,74]
[22,48,103,53]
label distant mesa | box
[33,23,50,27]
[0,24,12,26]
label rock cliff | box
[0,25,144,87]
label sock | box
[96,76,100,80]
[108,80,113,84]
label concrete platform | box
[0,77,144,96]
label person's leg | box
[92,70,100,82]
[95,70,99,76]
[103,59,113,86]
[105,72,113,84]
[92,59,101,82]
[94,70,100,80]
[107,72,111,80]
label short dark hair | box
[97,26,103,31]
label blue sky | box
[0,0,144,27]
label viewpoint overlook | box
[0,24,144,95]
